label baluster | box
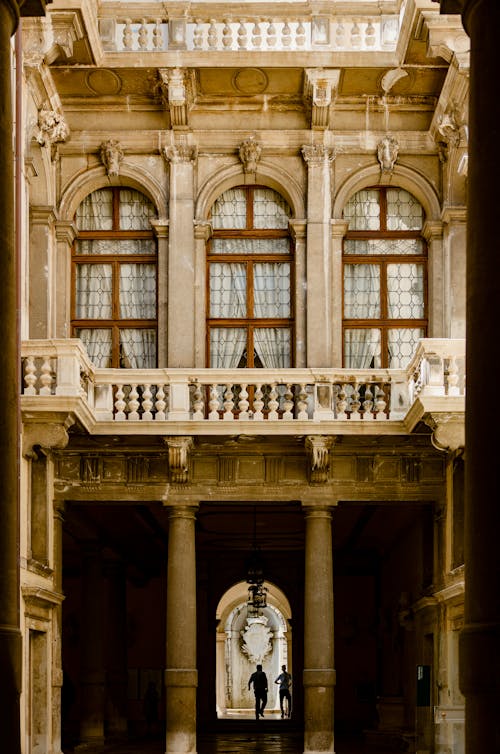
[138,19,148,49]
[447,356,460,396]
[39,358,53,395]
[238,383,250,419]
[336,384,348,420]
[153,19,163,49]
[297,384,308,420]
[115,384,126,421]
[253,384,264,420]
[296,20,306,48]
[362,383,374,420]
[283,384,294,421]
[193,19,203,49]
[365,21,376,47]
[268,383,279,421]
[375,384,387,420]
[223,384,235,420]
[209,384,220,420]
[237,20,248,49]
[192,382,205,419]
[266,19,277,48]
[208,19,218,50]
[155,384,167,420]
[282,20,292,48]
[24,356,37,395]
[222,19,233,49]
[142,384,153,420]
[350,382,361,420]
[128,384,140,420]
[351,22,362,49]
[335,21,346,48]
[252,20,262,49]
[123,19,134,49]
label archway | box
[215,581,292,719]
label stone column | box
[52,501,65,754]
[0,6,21,753]
[422,219,445,338]
[330,220,349,367]
[163,144,197,367]
[54,221,76,338]
[289,220,307,368]
[79,541,105,747]
[456,2,500,753]
[151,219,169,366]
[165,504,198,754]
[193,221,211,367]
[301,145,334,367]
[303,505,335,754]
[441,206,467,338]
[104,559,128,740]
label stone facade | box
[8,1,475,753]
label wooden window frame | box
[342,186,428,368]
[71,187,158,368]
[206,186,295,368]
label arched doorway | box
[215,581,292,719]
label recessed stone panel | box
[238,456,265,482]
[193,457,218,482]
[331,456,356,480]
[374,457,400,480]
[421,459,445,481]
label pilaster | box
[422,219,445,338]
[330,220,349,366]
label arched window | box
[207,186,294,368]
[342,187,427,368]
[71,187,158,368]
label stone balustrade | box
[20,338,465,430]
[98,12,402,54]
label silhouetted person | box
[248,664,268,720]
[275,664,292,718]
[143,681,159,736]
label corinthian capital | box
[163,143,198,164]
[301,144,336,165]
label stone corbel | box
[422,13,470,70]
[303,69,340,130]
[157,68,196,129]
[423,413,464,453]
[305,436,335,484]
[165,436,194,484]
[377,134,399,174]
[45,11,85,64]
[22,416,75,459]
[36,105,70,161]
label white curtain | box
[253,262,290,318]
[254,328,290,368]
[210,262,246,318]
[76,189,113,231]
[344,329,381,369]
[120,330,156,368]
[119,264,156,319]
[387,263,424,319]
[343,264,380,367]
[75,264,112,319]
[210,328,247,368]
[77,328,112,368]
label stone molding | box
[22,417,74,458]
[301,143,336,165]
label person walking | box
[248,664,268,720]
[275,665,292,718]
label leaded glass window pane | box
[76,329,112,368]
[344,329,381,369]
[211,238,290,254]
[388,328,424,368]
[386,188,423,230]
[209,263,247,317]
[344,238,424,256]
[119,264,157,319]
[210,328,247,368]
[211,188,247,229]
[76,239,156,255]
[76,189,113,231]
[387,263,424,318]
[253,263,291,318]
[253,188,291,229]
[344,264,380,318]
[120,329,157,368]
[75,264,112,318]
[118,189,156,230]
[254,328,291,367]
[343,189,380,230]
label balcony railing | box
[97,6,404,54]
[20,338,465,433]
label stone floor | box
[65,727,411,754]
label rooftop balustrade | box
[20,338,465,436]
